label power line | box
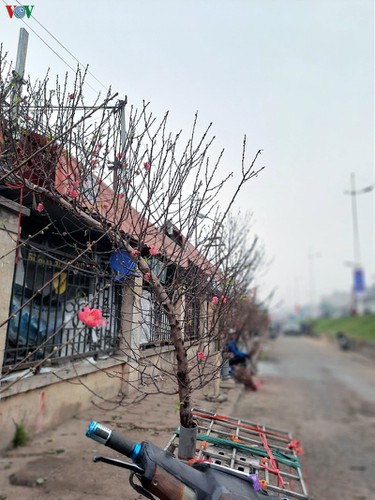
[23,7,109,92]
[27,105,119,110]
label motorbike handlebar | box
[86,421,141,461]
[86,421,280,500]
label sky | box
[1,0,374,315]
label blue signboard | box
[353,268,365,293]
[110,250,138,280]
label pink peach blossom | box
[221,296,227,304]
[131,249,140,257]
[144,162,151,171]
[211,296,219,305]
[37,203,44,213]
[78,306,106,328]
[149,245,159,256]
[197,351,205,361]
[68,187,78,198]
[144,272,151,281]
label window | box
[184,294,200,340]
[3,244,120,371]
[139,289,171,348]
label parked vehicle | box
[336,331,351,350]
[268,322,281,340]
[283,322,301,336]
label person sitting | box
[224,329,258,391]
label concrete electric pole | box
[11,28,29,124]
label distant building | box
[319,290,352,318]
[364,284,375,314]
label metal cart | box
[166,408,308,499]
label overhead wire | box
[1,0,105,94]
[19,3,109,92]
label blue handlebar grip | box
[86,421,112,445]
[86,421,141,461]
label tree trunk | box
[125,241,194,428]
[171,323,194,428]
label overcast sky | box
[2,0,374,315]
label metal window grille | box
[3,245,119,371]
[140,290,171,348]
[184,294,200,340]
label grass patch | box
[47,448,65,455]
[12,421,28,448]
[313,315,375,340]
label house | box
[0,128,219,450]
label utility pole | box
[345,173,374,314]
[293,275,301,316]
[11,28,29,124]
[119,97,127,194]
[111,97,127,194]
[120,97,127,149]
[308,248,320,318]
[349,173,361,266]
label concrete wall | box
[1,341,184,451]
[0,197,30,368]
[0,340,210,451]
[0,330,212,452]
[0,358,125,450]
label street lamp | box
[195,212,218,246]
[344,173,374,314]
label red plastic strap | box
[256,425,285,489]
[192,412,288,440]
[288,439,304,455]
[15,185,24,264]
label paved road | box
[234,335,375,500]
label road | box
[234,335,375,500]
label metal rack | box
[166,408,308,499]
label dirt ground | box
[0,375,243,499]
[1,336,374,499]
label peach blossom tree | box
[0,52,264,429]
